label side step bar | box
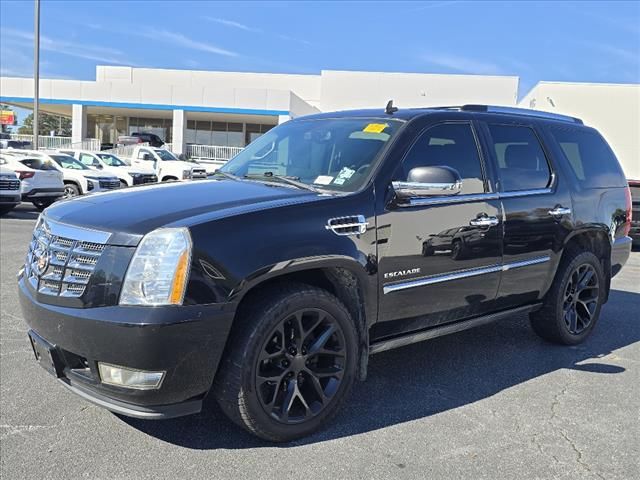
[369,303,541,355]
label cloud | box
[1,27,128,64]
[421,53,505,75]
[275,33,312,46]
[133,29,239,57]
[204,16,261,33]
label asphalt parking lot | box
[1,203,638,480]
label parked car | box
[117,132,164,147]
[14,150,120,199]
[0,164,21,215]
[60,150,157,187]
[0,152,64,210]
[0,138,32,149]
[129,146,207,181]
[629,179,640,247]
[18,105,632,442]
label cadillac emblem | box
[35,249,50,275]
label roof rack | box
[468,105,583,124]
[432,105,583,124]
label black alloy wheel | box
[562,263,599,335]
[255,308,347,424]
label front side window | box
[221,118,403,193]
[395,122,485,195]
[97,153,126,167]
[137,148,153,160]
[154,149,178,161]
[487,124,551,192]
[79,153,100,168]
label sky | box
[1,0,639,110]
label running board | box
[369,303,541,355]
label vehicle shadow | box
[119,288,640,449]
[1,205,41,221]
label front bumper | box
[0,193,21,205]
[611,236,633,277]
[19,278,236,419]
[22,187,65,200]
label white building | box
[1,67,638,179]
[519,81,640,180]
[0,66,518,156]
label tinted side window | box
[487,124,551,192]
[79,153,97,167]
[397,123,485,194]
[548,126,625,188]
[137,148,152,160]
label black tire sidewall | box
[238,289,358,441]
[550,251,605,344]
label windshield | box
[49,154,90,170]
[220,118,402,192]
[97,153,127,166]
[154,149,178,161]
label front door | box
[374,122,503,340]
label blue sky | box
[1,0,639,100]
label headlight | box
[119,228,192,306]
[182,170,191,179]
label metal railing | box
[186,144,243,162]
[9,134,100,151]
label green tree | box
[18,113,72,136]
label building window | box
[245,124,275,145]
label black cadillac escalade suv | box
[19,105,633,442]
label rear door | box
[482,122,573,309]
[18,157,63,190]
[375,121,503,338]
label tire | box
[162,177,178,182]
[32,198,57,211]
[213,283,358,442]
[451,240,465,260]
[63,183,80,199]
[530,249,606,345]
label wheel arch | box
[561,227,612,301]
[228,259,375,381]
[63,179,83,194]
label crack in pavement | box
[559,429,606,480]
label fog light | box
[98,362,165,390]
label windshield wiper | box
[244,173,322,193]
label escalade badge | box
[384,268,421,279]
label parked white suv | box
[17,151,120,199]
[60,150,158,187]
[0,164,21,215]
[129,146,207,181]
[0,152,64,210]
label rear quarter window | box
[548,126,627,188]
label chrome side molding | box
[383,256,550,294]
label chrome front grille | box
[24,217,111,298]
[0,179,21,190]
[99,179,120,190]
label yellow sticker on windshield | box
[363,123,388,134]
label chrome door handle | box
[548,207,571,217]
[469,216,499,227]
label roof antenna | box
[385,100,398,115]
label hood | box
[82,169,119,180]
[45,179,320,245]
[121,166,155,175]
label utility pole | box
[33,0,40,150]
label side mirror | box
[141,153,152,161]
[392,166,462,200]
[94,163,103,169]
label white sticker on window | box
[313,175,334,185]
[334,167,356,183]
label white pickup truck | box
[128,147,207,181]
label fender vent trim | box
[325,215,368,236]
